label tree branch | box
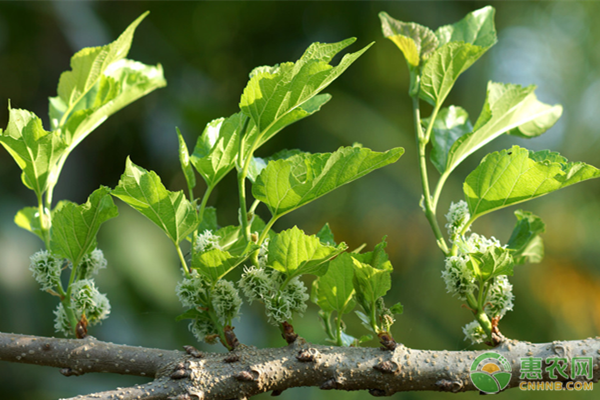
[1,332,599,399]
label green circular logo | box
[470,351,512,394]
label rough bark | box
[1,332,599,400]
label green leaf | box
[379,11,438,67]
[49,13,165,135]
[507,210,545,265]
[464,146,600,220]
[316,223,336,246]
[239,39,371,159]
[389,302,404,315]
[253,146,404,218]
[50,186,118,267]
[198,206,218,233]
[176,127,196,194]
[0,108,67,197]
[314,253,356,314]
[420,7,497,106]
[14,207,44,241]
[351,238,394,318]
[240,95,331,164]
[247,149,306,183]
[426,106,472,174]
[191,113,242,189]
[52,59,166,149]
[193,246,256,283]
[435,6,496,48]
[112,158,198,244]
[267,226,347,278]
[444,82,562,175]
[468,246,513,282]
[175,308,206,322]
[352,258,391,311]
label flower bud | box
[441,255,476,300]
[463,320,487,345]
[29,250,62,291]
[485,276,514,318]
[78,248,107,279]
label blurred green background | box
[0,1,599,399]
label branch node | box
[234,369,260,382]
[224,325,240,350]
[224,353,240,363]
[435,379,464,393]
[368,388,388,397]
[59,367,82,377]
[282,321,298,344]
[319,379,339,390]
[183,345,204,358]
[378,332,398,351]
[296,348,320,362]
[170,362,190,380]
[373,360,400,375]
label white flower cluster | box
[176,273,210,308]
[188,318,217,343]
[462,320,487,345]
[458,233,503,254]
[29,250,62,291]
[445,200,470,240]
[441,255,477,300]
[53,279,111,336]
[211,280,243,325]
[239,266,309,325]
[195,230,221,253]
[78,249,107,279]
[485,276,514,318]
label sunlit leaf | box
[253,146,404,219]
[267,226,347,278]
[468,246,513,282]
[14,207,44,241]
[239,38,371,159]
[50,186,118,267]
[0,108,67,197]
[176,127,196,194]
[507,210,545,265]
[112,158,198,244]
[316,223,336,246]
[464,146,600,220]
[191,113,242,189]
[379,11,438,67]
[420,6,497,106]
[444,82,562,175]
[193,246,256,283]
[426,106,472,174]
[314,253,356,314]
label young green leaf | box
[443,82,562,176]
[53,59,166,149]
[379,11,438,67]
[507,210,545,265]
[314,252,356,314]
[352,259,391,314]
[240,95,331,165]
[239,39,371,160]
[267,226,347,278]
[191,113,242,189]
[468,246,513,282]
[420,7,497,106]
[435,6,497,48]
[193,247,256,283]
[49,13,162,132]
[351,237,393,272]
[246,149,306,183]
[176,127,196,196]
[14,207,44,241]
[0,108,67,197]
[464,146,600,221]
[426,106,472,174]
[252,146,404,219]
[50,186,118,267]
[112,157,198,245]
[316,223,337,246]
[197,206,218,233]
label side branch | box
[1,332,600,399]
